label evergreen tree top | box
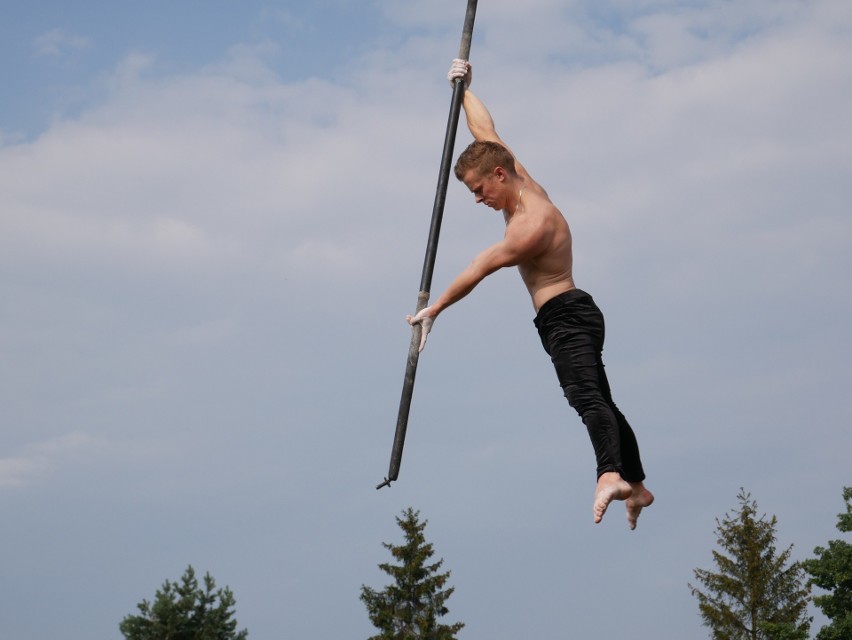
[689,488,811,640]
[361,507,464,640]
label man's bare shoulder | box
[503,195,567,261]
[523,189,568,231]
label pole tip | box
[376,478,392,490]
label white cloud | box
[1,45,451,294]
[0,432,104,489]
[0,456,48,488]
[34,28,91,58]
[259,7,306,31]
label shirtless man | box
[407,59,654,529]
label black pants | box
[534,289,645,482]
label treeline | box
[118,487,851,640]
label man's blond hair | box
[454,140,517,180]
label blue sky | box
[1,1,391,138]
[2,1,851,639]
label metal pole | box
[377,0,478,490]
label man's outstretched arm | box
[406,244,508,351]
[406,244,513,351]
[448,59,498,142]
[407,209,553,351]
[448,59,537,188]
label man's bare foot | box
[593,472,632,524]
[626,483,655,530]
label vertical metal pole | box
[377,0,478,490]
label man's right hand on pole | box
[406,306,436,352]
[447,58,472,87]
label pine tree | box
[802,487,852,640]
[360,507,464,640]
[688,489,811,640]
[119,565,248,640]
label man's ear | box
[493,167,507,182]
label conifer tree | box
[689,489,811,640]
[119,565,248,640]
[802,487,852,640]
[361,507,464,640]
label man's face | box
[462,168,505,210]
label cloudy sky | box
[2,1,850,638]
